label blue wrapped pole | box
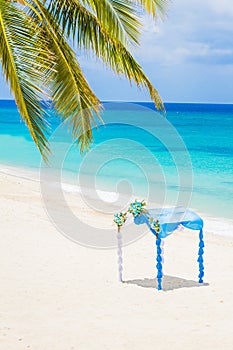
[156,236,163,290]
[198,228,204,283]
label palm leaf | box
[80,0,141,46]
[47,0,164,111]
[30,0,102,151]
[135,0,169,17]
[0,0,52,159]
[1,0,167,157]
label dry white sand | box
[1,171,233,349]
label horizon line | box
[1,98,233,105]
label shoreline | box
[1,162,233,239]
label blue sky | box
[1,0,233,103]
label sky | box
[1,0,233,103]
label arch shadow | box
[124,275,209,291]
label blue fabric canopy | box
[133,206,204,290]
[134,206,204,238]
[114,203,204,291]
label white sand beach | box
[1,171,233,350]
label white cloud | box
[135,0,233,66]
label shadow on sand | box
[124,275,209,291]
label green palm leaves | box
[137,0,168,17]
[0,0,51,157]
[0,0,168,159]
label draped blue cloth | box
[133,206,204,289]
[134,206,203,238]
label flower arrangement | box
[149,218,161,237]
[128,200,146,217]
[113,212,127,227]
[113,199,161,238]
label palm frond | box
[0,0,52,159]
[31,0,102,151]
[1,0,167,157]
[135,0,169,18]
[105,41,165,111]
[79,0,141,46]
[47,0,164,112]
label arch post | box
[198,228,204,283]
[156,236,163,290]
[117,226,123,282]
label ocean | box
[0,100,233,235]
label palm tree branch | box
[31,0,102,150]
[0,0,51,159]
[134,0,169,17]
[76,0,140,46]
[46,0,164,111]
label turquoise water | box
[0,100,233,221]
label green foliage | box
[0,0,168,159]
